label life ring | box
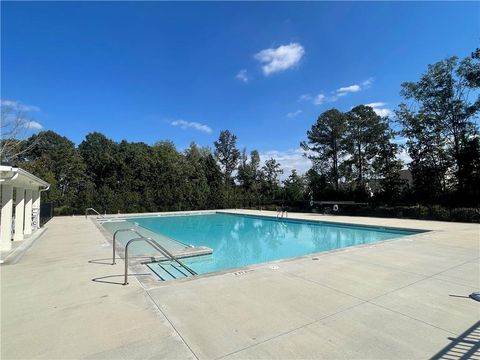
[332,204,339,212]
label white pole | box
[1,184,14,251]
[14,187,25,241]
[24,189,32,235]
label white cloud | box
[301,92,336,105]
[313,94,326,105]
[337,84,361,94]
[259,148,312,180]
[364,102,393,117]
[236,69,249,83]
[336,78,373,95]
[24,121,43,130]
[286,110,302,118]
[365,102,386,108]
[254,43,305,75]
[300,78,374,106]
[171,120,212,134]
[299,94,312,102]
[1,99,40,112]
[362,78,373,88]
[300,93,327,105]
[397,148,412,165]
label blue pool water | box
[132,213,421,275]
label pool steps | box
[123,236,197,285]
[147,261,193,281]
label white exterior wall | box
[24,189,33,236]
[1,184,14,251]
[14,188,25,241]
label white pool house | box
[0,166,50,252]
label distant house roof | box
[0,166,50,189]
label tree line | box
[1,49,479,215]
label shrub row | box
[336,205,480,223]
[53,202,479,223]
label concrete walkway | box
[1,217,195,359]
[1,211,479,359]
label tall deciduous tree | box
[301,108,346,192]
[343,105,392,185]
[283,170,305,202]
[16,131,90,210]
[397,52,479,193]
[237,149,261,191]
[1,102,42,164]
[214,130,240,185]
[184,143,210,210]
[79,132,119,189]
[372,142,405,203]
[260,158,283,200]
[396,105,451,201]
[456,137,480,205]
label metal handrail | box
[112,228,143,264]
[121,235,197,285]
[85,207,105,219]
[146,239,196,275]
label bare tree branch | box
[0,103,41,164]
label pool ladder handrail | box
[277,210,288,218]
[112,228,143,265]
[85,207,105,219]
[113,229,197,285]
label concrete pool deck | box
[1,210,479,359]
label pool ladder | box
[277,210,288,219]
[85,207,105,219]
[112,228,197,285]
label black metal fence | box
[40,202,54,226]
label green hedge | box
[53,205,76,216]
[336,205,480,223]
[54,202,479,223]
[449,208,480,223]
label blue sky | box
[2,2,479,173]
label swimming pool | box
[106,212,422,279]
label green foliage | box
[301,108,347,191]
[372,142,405,203]
[260,158,283,200]
[16,131,89,209]
[397,51,480,203]
[343,105,392,185]
[237,149,261,192]
[283,170,305,202]
[456,138,480,205]
[337,204,479,223]
[214,130,240,185]
[450,208,480,223]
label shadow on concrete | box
[92,274,151,285]
[88,258,114,265]
[88,256,156,266]
[448,294,471,299]
[430,320,480,359]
